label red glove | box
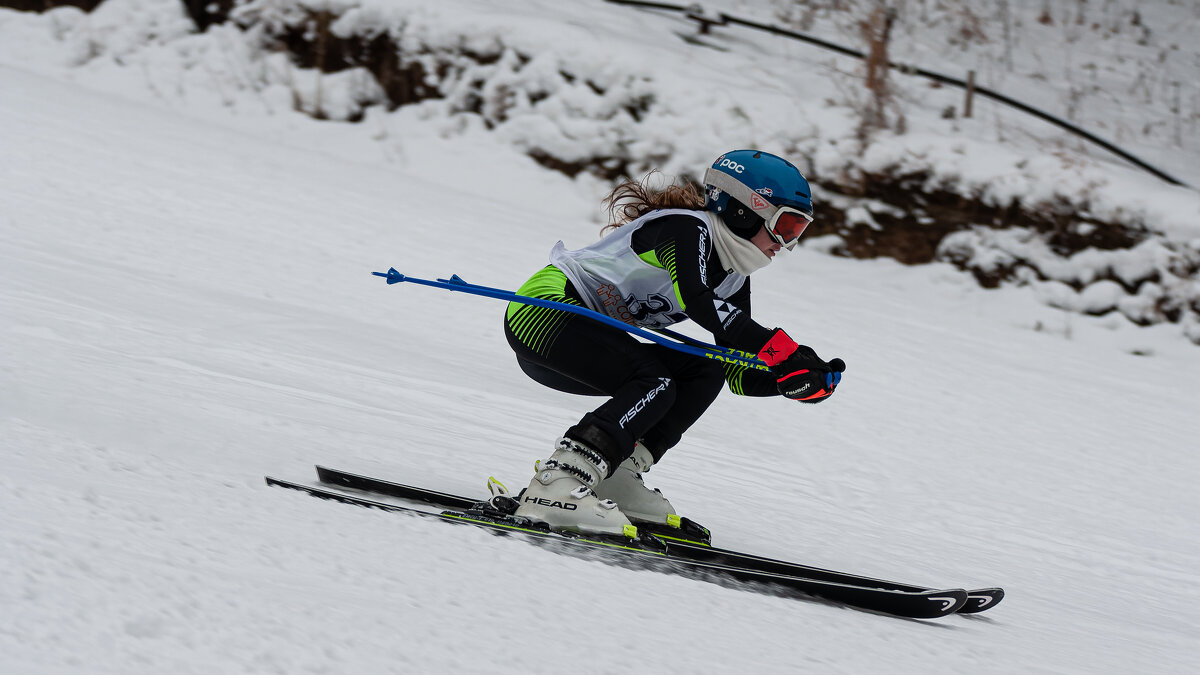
[756,329,846,403]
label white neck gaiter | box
[708,212,772,276]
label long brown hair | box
[601,171,704,233]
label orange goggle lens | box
[768,209,813,246]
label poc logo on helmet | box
[718,158,746,174]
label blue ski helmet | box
[704,150,813,239]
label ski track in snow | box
[2,34,1200,675]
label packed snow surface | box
[2,1,1199,673]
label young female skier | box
[502,150,845,537]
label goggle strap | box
[704,168,779,221]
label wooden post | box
[964,70,975,118]
[685,4,723,35]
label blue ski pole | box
[373,268,769,372]
[436,273,762,363]
[435,273,767,369]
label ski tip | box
[920,589,970,618]
[959,587,1005,614]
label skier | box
[503,150,845,537]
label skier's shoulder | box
[640,208,710,230]
[635,209,713,248]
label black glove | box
[757,329,846,404]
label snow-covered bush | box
[938,227,1200,328]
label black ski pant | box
[504,310,725,472]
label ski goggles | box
[764,207,813,250]
[704,168,813,250]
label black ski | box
[266,475,970,619]
[313,465,1003,614]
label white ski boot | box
[594,442,679,527]
[514,437,636,537]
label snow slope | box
[2,10,1200,675]
[6,0,1198,341]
